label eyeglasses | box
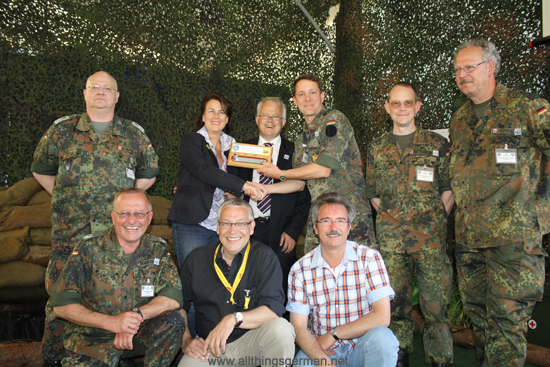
[218,221,253,229]
[316,219,349,226]
[453,60,488,75]
[113,211,151,219]
[389,100,415,109]
[259,114,282,122]
[87,84,117,93]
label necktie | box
[257,143,273,214]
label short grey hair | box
[218,198,254,222]
[86,71,119,91]
[310,192,356,226]
[454,38,501,77]
[256,97,287,120]
[113,187,152,211]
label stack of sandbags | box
[147,195,177,266]
[0,178,50,314]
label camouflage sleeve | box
[49,241,92,307]
[135,131,160,179]
[155,245,183,307]
[31,124,59,175]
[437,139,451,194]
[314,111,353,171]
[527,98,550,160]
[365,145,378,199]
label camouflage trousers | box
[380,247,453,364]
[43,251,70,361]
[455,237,546,367]
[61,310,186,367]
[304,214,375,253]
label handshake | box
[242,182,270,201]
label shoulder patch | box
[131,121,145,133]
[325,125,337,137]
[517,91,540,100]
[53,115,74,125]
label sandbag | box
[0,227,30,242]
[26,190,52,206]
[150,196,173,210]
[0,285,48,303]
[0,299,48,314]
[0,238,29,264]
[145,225,172,240]
[0,202,52,232]
[29,227,52,246]
[0,261,46,289]
[151,207,169,226]
[0,178,43,212]
[21,246,51,267]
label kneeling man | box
[50,187,185,366]
[179,198,295,367]
[288,192,399,366]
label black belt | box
[255,217,270,223]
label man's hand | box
[223,192,237,200]
[182,336,210,360]
[110,311,143,335]
[316,331,337,355]
[244,182,267,201]
[114,332,135,350]
[257,162,282,179]
[202,314,236,358]
[279,232,296,253]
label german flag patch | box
[326,120,336,125]
[72,250,78,256]
[537,106,547,115]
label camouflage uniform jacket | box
[449,83,550,247]
[31,113,159,256]
[366,127,451,253]
[49,228,182,363]
[293,108,371,222]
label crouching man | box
[178,198,295,367]
[50,187,185,366]
[288,192,399,366]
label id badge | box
[302,151,308,164]
[495,148,517,164]
[126,168,136,180]
[141,284,154,298]
[416,166,434,182]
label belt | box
[255,217,270,223]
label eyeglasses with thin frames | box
[113,211,151,220]
[259,114,282,122]
[453,60,488,75]
[315,219,349,226]
[218,221,253,229]
[87,84,117,93]
[389,100,415,109]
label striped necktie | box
[257,143,273,214]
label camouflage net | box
[1,0,549,199]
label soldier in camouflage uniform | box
[257,74,374,253]
[31,71,160,366]
[450,38,549,366]
[366,83,454,367]
[50,188,185,367]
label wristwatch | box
[234,312,244,328]
[280,170,287,182]
[330,328,340,341]
[133,307,144,319]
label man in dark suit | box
[231,97,310,296]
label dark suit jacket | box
[168,132,245,225]
[229,137,311,259]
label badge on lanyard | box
[126,168,135,180]
[302,151,308,164]
[495,144,517,164]
[141,278,154,298]
[416,165,434,182]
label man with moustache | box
[31,71,159,365]
[287,192,399,366]
[230,97,310,296]
[178,198,295,367]
[366,82,454,367]
[450,38,550,366]
[50,188,185,366]
[257,74,374,253]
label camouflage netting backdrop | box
[1,0,549,197]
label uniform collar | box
[304,108,331,131]
[76,112,124,137]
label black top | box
[181,239,285,343]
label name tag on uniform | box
[495,148,517,164]
[302,151,308,164]
[141,284,154,297]
[126,168,135,180]
[416,166,434,182]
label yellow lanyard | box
[214,241,251,309]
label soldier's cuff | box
[31,162,58,176]
[365,186,378,199]
[135,167,160,179]
[315,153,340,170]
[49,290,81,308]
[438,181,451,194]
[157,286,184,308]
[541,149,550,161]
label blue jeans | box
[172,222,219,269]
[293,326,399,367]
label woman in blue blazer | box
[168,92,258,269]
